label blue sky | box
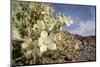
[50,3,96,36]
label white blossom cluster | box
[12,1,74,61]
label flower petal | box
[49,32,56,41]
[40,45,47,53]
[48,42,56,50]
[38,37,44,46]
[40,31,48,38]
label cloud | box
[69,20,95,36]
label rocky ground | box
[12,31,96,65]
[41,43,96,64]
[40,33,96,64]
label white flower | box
[63,16,73,26]
[38,31,56,53]
[66,16,73,26]
[58,14,73,26]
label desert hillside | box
[12,31,96,65]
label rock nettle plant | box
[12,1,81,64]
